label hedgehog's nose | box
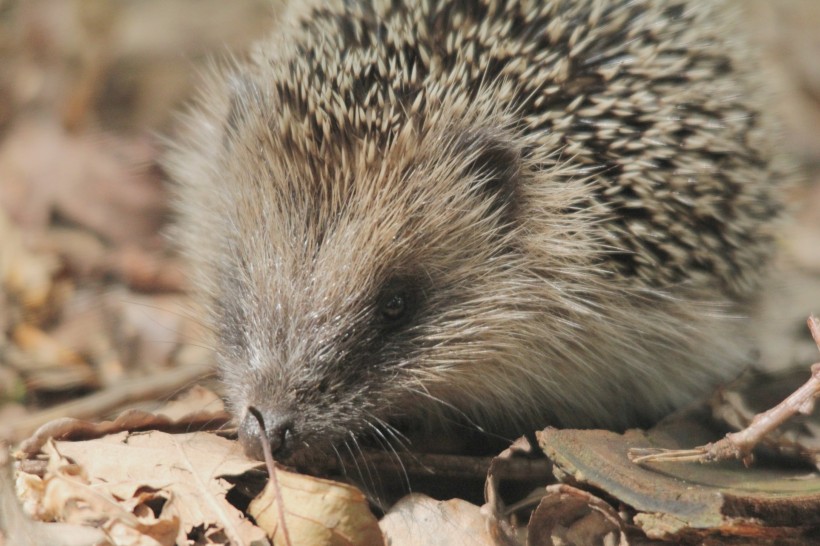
[239,407,295,461]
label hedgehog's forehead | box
[235,142,466,300]
[228,76,504,264]
[231,179,427,328]
[277,154,450,255]
[263,124,461,218]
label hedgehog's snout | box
[239,405,296,462]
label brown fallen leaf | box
[380,493,507,546]
[18,431,266,545]
[249,464,384,546]
[0,119,166,245]
[15,393,226,457]
[482,435,550,542]
[12,323,91,372]
[0,207,60,314]
[246,405,383,546]
[1,450,109,546]
[105,246,188,293]
[22,439,179,546]
[526,484,628,546]
[7,363,218,447]
[537,423,820,542]
[8,323,99,393]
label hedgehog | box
[166,0,783,462]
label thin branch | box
[630,315,820,465]
[2,363,215,445]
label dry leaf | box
[249,466,384,546]
[13,324,89,371]
[105,246,187,293]
[16,440,178,546]
[537,423,820,542]
[155,385,224,421]
[0,207,59,313]
[18,431,266,545]
[8,323,98,392]
[527,484,628,546]
[0,119,165,245]
[379,493,501,546]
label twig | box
[1,363,215,445]
[17,408,231,458]
[630,315,820,465]
[250,408,293,546]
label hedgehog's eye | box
[381,293,406,321]
[376,282,419,331]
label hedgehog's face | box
[208,88,546,463]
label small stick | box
[1,363,215,444]
[630,315,820,465]
[249,408,293,546]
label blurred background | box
[0,0,819,433]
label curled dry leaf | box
[537,424,820,542]
[0,119,165,246]
[379,493,505,546]
[17,400,228,457]
[105,246,188,293]
[526,484,628,546]
[249,465,384,546]
[247,406,383,546]
[6,323,98,394]
[17,431,266,546]
[1,455,108,546]
[0,207,59,314]
[12,324,91,372]
[19,440,179,546]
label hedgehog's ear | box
[456,130,520,218]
